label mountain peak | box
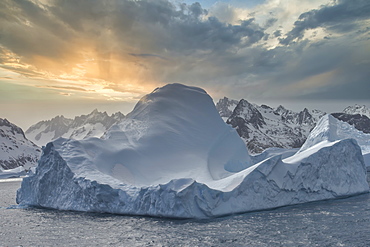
[227,99,266,137]
[296,108,313,125]
[215,96,239,118]
[274,105,289,115]
[91,108,99,114]
[343,104,370,118]
[276,105,286,111]
[0,118,40,170]
[0,118,26,138]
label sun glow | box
[0,43,160,103]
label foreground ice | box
[17,84,369,218]
[0,167,26,179]
[299,114,370,168]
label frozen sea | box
[1,175,370,247]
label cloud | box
[128,53,168,60]
[273,30,282,37]
[264,18,277,28]
[280,0,370,45]
[0,0,369,105]
[42,85,88,92]
[0,0,266,87]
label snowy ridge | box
[26,110,125,146]
[17,84,369,218]
[0,118,41,172]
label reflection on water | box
[1,176,370,246]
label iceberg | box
[17,84,369,218]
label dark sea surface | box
[1,175,370,247]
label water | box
[1,177,370,246]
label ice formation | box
[299,114,370,168]
[0,166,26,179]
[17,84,369,218]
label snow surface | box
[17,84,369,218]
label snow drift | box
[17,84,369,218]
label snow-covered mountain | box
[215,97,239,121]
[343,104,370,118]
[17,84,369,218]
[0,118,41,171]
[216,98,326,153]
[26,110,125,146]
[332,113,370,134]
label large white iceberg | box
[17,84,369,218]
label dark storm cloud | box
[0,0,267,85]
[0,0,266,59]
[0,0,75,59]
[264,18,277,28]
[280,0,370,45]
[273,30,282,37]
[128,53,167,60]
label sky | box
[0,0,369,129]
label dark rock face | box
[331,113,370,134]
[218,98,325,154]
[228,99,266,130]
[0,118,26,139]
[215,97,239,118]
[297,108,313,125]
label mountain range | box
[343,104,370,118]
[25,109,125,147]
[216,97,370,153]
